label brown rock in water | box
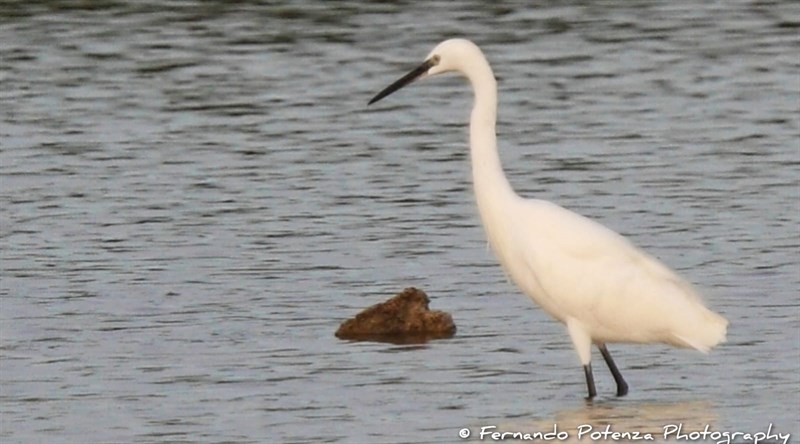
[335,288,456,343]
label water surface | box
[2,1,799,443]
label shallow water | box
[2,1,799,443]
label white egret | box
[368,39,728,399]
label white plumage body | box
[484,196,727,359]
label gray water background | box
[1,1,799,443]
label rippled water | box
[2,1,799,443]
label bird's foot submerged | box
[583,344,629,399]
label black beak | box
[368,57,438,105]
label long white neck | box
[465,57,517,230]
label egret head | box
[368,39,482,105]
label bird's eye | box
[430,55,441,65]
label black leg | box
[583,363,597,400]
[598,344,628,397]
